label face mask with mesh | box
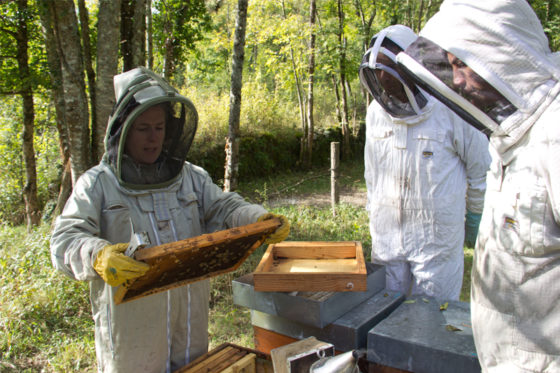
[104,67,198,188]
[359,30,427,118]
[397,37,515,136]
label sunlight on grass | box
[461,247,474,302]
[0,161,474,371]
[237,161,366,204]
[0,224,96,372]
[208,306,254,350]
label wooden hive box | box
[174,343,273,373]
[253,241,367,292]
[114,219,281,304]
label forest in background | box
[1,0,559,228]
[1,1,560,371]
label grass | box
[235,160,367,204]
[461,247,474,303]
[0,160,473,371]
[0,225,96,372]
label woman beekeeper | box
[50,67,290,373]
[396,0,560,371]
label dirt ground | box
[267,187,367,208]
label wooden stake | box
[331,142,340,216]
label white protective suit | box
[396,0,560,371]
[360,25,491,299]
[50,67,267,373]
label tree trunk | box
[38,0,72,217]
[354,0,376,53]
[332,75,342,125]
[53,160,73,222]
[121,0,146,71]
[405,0,413,28]
[77,0,98,161]
[346,78,358,136]
[94,0,121,163]
[121,0,134,71]
[160,1,176,80]
[354,0,377,108]
[416,0,425,33]
[337,0,352,160]
[146,0,153,70]
[304,0,316,170]
[131,0,146,68]
[224,0,248,192]
[15,0,41,229]
[282,0,307,166]
[281,0,305,132]
[164,37,174,80]
[50,0,91,184]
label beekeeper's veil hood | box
[396,0,560,142]
[359,25,428,117]
[104,67,197,189]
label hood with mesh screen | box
[103,67,198,189]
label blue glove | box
[464,210,482,248]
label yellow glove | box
[258,213,290,244]
[93,243,150,287]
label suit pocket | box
[101,202,130,243]
[176,192,203,238]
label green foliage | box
[33,94,63,205]
[188,129,302,184]
[531,0,560,51]
[0,0,50,93]
[152,0,212,79]
[184,81,366,184]
[0,94,61,225]
[187,123,363,185]
[183,12,232,92]
[0,0,57,226]
[0,224,95,372]
[0,96,25,224]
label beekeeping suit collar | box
[396,0,560,146]
[359,25,428,119]
[103,67,198,189]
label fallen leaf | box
[439,302,449,311]
[404,300,416,304]
[445,324,462,332]
[422,298,429,303]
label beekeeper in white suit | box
[358,25,490,300]
[396,0,560,371]
[50,67,290,373]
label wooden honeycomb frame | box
[114,219,281,304]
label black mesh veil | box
[103,67,198,189]
[396,37,516,136]
[359,26,428,118]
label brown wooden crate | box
[253,326,300,355]
[174,343,273,373]
[114,219,281,304]
[221,353,256,373]
[253,241,367,292]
